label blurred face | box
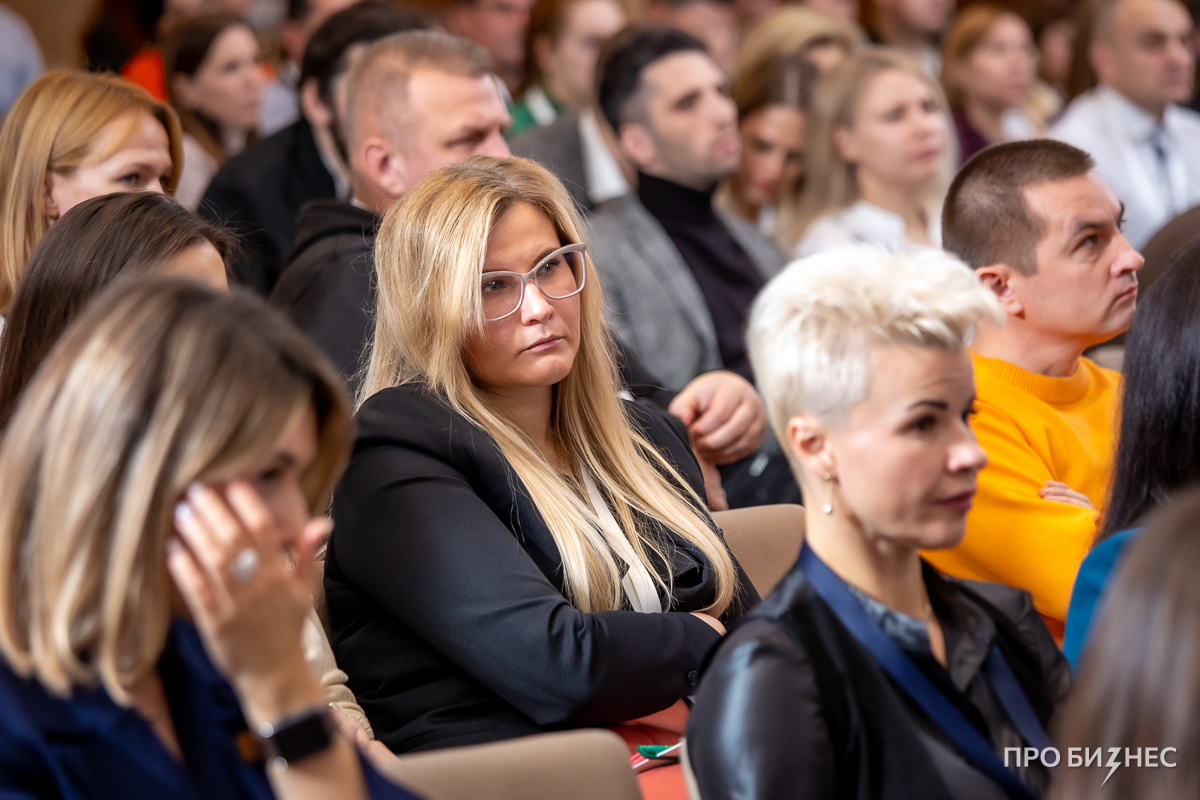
[1012,171,1144,347]
[835,69,947,191]
[1037,18,1075,89]
[539,0,627,109]
[806,40,851,74]
[737,105,805,208]
[238,404,319,549]
[44,111,174,221]
[659,0,739,71]
[821,345,985,550]
[877,0,953,38]
[175,25,264,130]
[957,14,1037,111]
[164,241,229,290]
[450,0,536,72]
[626,50,739,189]
[462,203,581,394]
[395,69,512,195]
[803,0,858,22]
[1093,0,1195,114]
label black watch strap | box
[257,706,336,769]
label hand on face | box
[166,406,327,722]
[792,345,986,551]
[462,203,582,395]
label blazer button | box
[687,671,699,687]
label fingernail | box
[175,502,193,524]
[166,538,182,559]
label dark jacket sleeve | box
[686,619,837,800]
[331,398,726,727]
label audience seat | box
[712,504,806,596]
[376,729,643,800]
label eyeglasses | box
[481,242,588,322]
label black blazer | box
[325,384,757,754]
[686,563,1072,800]
[199,118,336,294]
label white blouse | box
[793,200,942,259]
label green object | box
[636,745,674,759]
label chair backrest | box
[375,729,643,800]
[712,504,805,597]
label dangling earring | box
[821,471,833,515]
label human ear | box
[833,124,858,164]
[975,263,1024,316]
[299,79,332,129]
[786,415,837,482]
[361,136,409,205]
[618,122,658,171]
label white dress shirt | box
[1049,84,1200,249]
[793,200,942,259]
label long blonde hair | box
[0,71,183,313]
[0,279,351,704]
[792,47,955,246]
[365,156,738,615]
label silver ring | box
[232,548,261,584]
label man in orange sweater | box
[932,140,1143,642]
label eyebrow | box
[1068,202,1125,239]
[907,399,948,411]
[481,246,562,274]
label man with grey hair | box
[1050,0,1200,248]
[271,30,509,385]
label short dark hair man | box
[200,1,427,294]
[932,138,1143,641]
[588,27,795,505]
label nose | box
[949,423,988,474]
[1114,236,1145,276]
[482,131,511,159]
[518,279,554,322]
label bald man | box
[1050,0,1200,248]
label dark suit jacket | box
[269,199,378,389]
[325,385,757,754]
[0,620,419,800]
[510,113,592,213]
[687,563,1072,800]
[199,118,336,294]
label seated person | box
[323,156,756,763]
[0,70,181,313]
[932,139,1143,642]
[793,47,954,258]
[1064,240,1200,665]
[1055,490,1200,800]
[687,246,1071,800]
[0,191,375,737]
[0,279,415,799]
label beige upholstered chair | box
[712,503,806,597]
[375,729,642,800]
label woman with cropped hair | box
[686,246,1071,800]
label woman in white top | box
[792,47,955,258]
[163,12,264,210]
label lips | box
[938,490,975,512]
[522,335,563,353]
[1115,285,1138,304]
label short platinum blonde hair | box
[747,246,1002,450]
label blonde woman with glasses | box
[323,156,754,769]
[0,280,419,800]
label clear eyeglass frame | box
[481,242,589,322]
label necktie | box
[1149,126,1178,216]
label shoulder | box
[1167,103,1200,133]
[510,114,579,158]
[793,210,859,257]
[719,210,786,273]
[208,122,296,189]
[1048,92,1103,139]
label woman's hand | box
[1038,480,1095,510]
[332,707,397,770]
[167,481,330,725]
[670,371,768,466]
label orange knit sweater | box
[923,352,1121,643]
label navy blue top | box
[1062,528,1140,667]
[0,619,422,800]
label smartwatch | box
[257,706,337,770]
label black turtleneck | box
[636,172,764,382]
